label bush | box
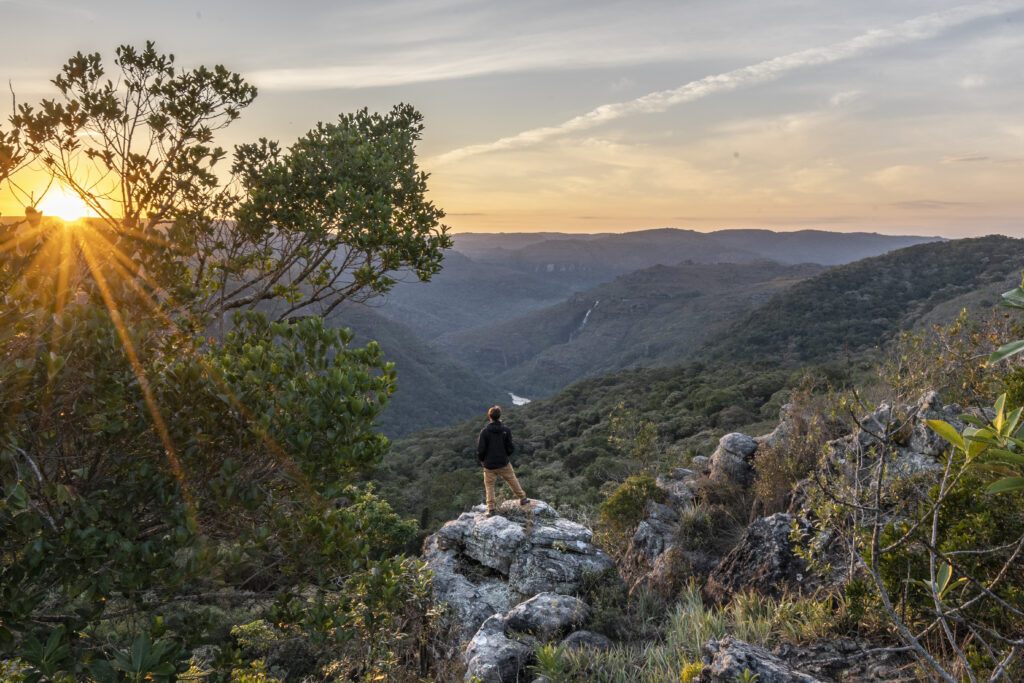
[598,474,666,535]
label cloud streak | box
[435,1,1021,164]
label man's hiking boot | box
[519,498,529,506]
[485,510,497,517]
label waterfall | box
[570,300,599,341]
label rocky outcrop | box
[825,392,964,480]
[424,499,614,641]
[705,513,818,602]
[424,499,615,681]
[700,636,823,682]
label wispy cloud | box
[941,153,991,163]
[890,200,978,210]
[250,40,686,91]
[435,1,1021,164]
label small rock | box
[719,433,759,458]
[560,630,613,651]
[630,501,680,563]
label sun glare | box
[37,187,94,222]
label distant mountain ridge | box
[453,228,940,272]
[374,228,940,344]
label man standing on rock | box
[477,405,529,516]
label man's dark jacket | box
[477,421,515,469]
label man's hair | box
[488,405,502,421]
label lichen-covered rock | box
[422,535,510,637]
[655,468,697,508]
[630,501,679,563]
[757,402,849,452]
[463,614,534,683]
[508,543,614,603]
[705,513,817,602]
[772,637,914,681]
[560,630,613,651]
[909,391,964,457]
[464,514,528,574]
[709,432,759,486]
[505,592,589,640]
[700,636,823,683]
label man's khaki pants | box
[484,463,526,511]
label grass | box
[530,583,846,682]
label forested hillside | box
[322,303,506,437]
[708,235,1024,363]
[436,261,824,397]
[376,236,1024,529]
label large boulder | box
[463,614,534,683]
[705,513,817,602]
[504,592,589,640]
[700,636,823,683]
[423,499,614,638]
[709,432,759,486]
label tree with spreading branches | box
[0,42,449,679]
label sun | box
[36,186,94,221]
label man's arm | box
[504,428,515,456]
[477,429,487,463]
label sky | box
[2,0,1024,237]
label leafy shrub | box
[598,474,666,535]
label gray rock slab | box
[505,592,590,640]
[701,636,823,683]
[464,614,534,683]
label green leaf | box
[1006,406,1022,436]
[998,284,1024,307]
[989,340,1024,363]
[982,448,1024,466]
[926,419,964,451]
[987,477,1024,495]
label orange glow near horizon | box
[36,186,96,222]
